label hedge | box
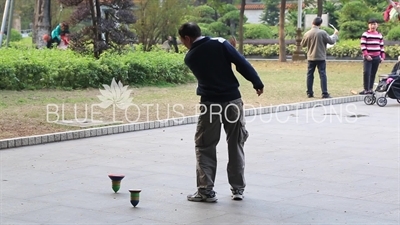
[2,38,399,90]
[0,48,193,90]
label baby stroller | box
[364,75,400,107]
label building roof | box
[236,3,304,10]
[237,4,265,10]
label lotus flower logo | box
[97,78,133,109]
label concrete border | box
[0,95,364,150]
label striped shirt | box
[360,31,385,59]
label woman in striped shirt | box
[360,18,385,95]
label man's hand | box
[229,36,236,47]
[334,29,339,35]
[256,88,263,96]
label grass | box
[0,60,393,140]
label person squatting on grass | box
[178,22,264,203]
[43,22,70,49]
[359,18,385,95]
[301,17,338,99]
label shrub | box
[378,21,397,37]
[208,21,230,37]
[9,29,22,42]
[386,26,400,41]
[243,24,273,39]
[0,48,193,90]
[197,23,213,36]
[339,21,366,40]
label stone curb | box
[0,95,364,150]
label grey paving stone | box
[41,135,48,143]
[21,137,29,146]
[0,139,8,149]
[7,139,14,148]
[13,138,21,147]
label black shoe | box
[322,94,332,98]
[307,94,314,98]
[359,90,368,95]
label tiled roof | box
[236,3,304,10]
[235,4,264,10]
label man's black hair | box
[313,17,323,26]
[178,22,201,38]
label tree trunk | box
[279,0,286,62]
[238,0,245,54]
[33,0,51,48]
[317,0,322,17]
[88,0,103,58]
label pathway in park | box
[1,99,399,224]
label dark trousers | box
[46,37,61,49]
[363,56,381,91]
[307,60,328,96]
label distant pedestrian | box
[359,18,385,95]
[301,17,338,99]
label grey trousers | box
[194,98,249,194]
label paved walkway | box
[1,99,399,225]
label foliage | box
[241,39,400,59]
[192,4,216,22]
[338,1,372,27]
[339,21,366,40]
[208,21,230,37]
[132,0,190,52]
[243,24,273,39]
[322,1,342,28]
[386,26,400,41]
[61,0,136,58]
[5,34,400,90]
[7,36,35,49]
[186,3,242,37]
[7,29,23,42]
[197,23,214,36]
[377,21,397,38]
[0,48,193,90]
[284,25,298,40]
[261,0,280,26]
[286,9,300,28]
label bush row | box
[241,40,400,59]
[0,49,193,90]
[2,38,397,90]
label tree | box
[317,0,322,17]
[33,0,51,48]
[132,0,189,52]
[337,1,372,39]
[323,1,341,28]
[188,3,244,38]
[61,0,136,58]
[261,0,280,25]
[278,0,286,62]
[238,0,245,54]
